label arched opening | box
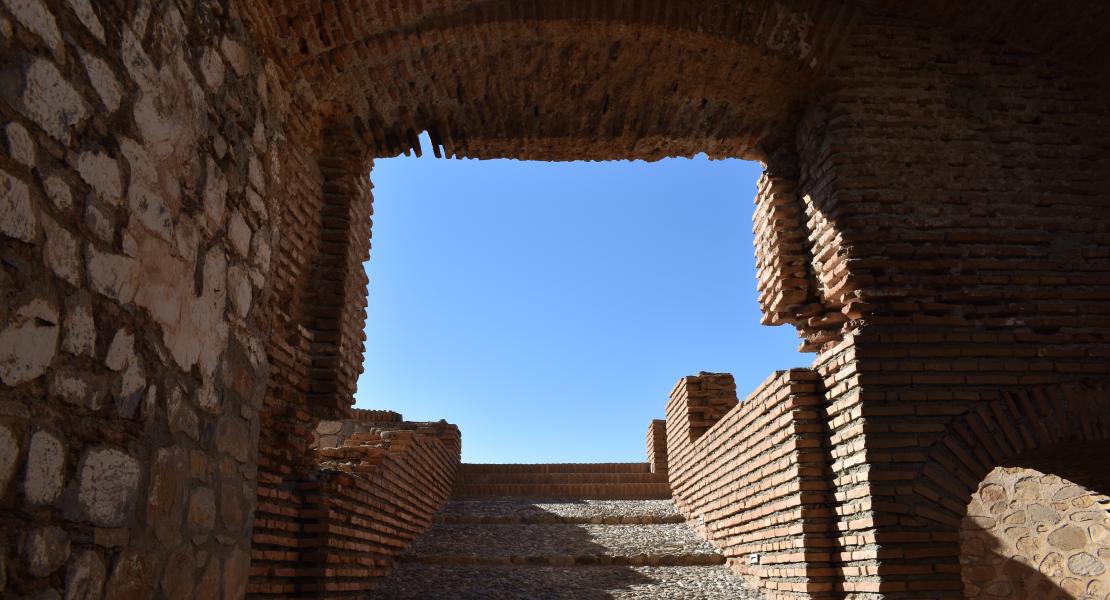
[356,136,801,463]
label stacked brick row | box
[753,174,813,326]
[248,418,461,597]
[668,372,738,441]
[665,371,836,599]
[350,408,402,423]
[645,419,668,478]
[753,169,851,352]
[305,124,373,416]
[453,463,669,499]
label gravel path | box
[405,523,717,558]
[438,498,682,523]
[371,565,763,599]
[372,498,762,599]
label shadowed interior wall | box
[2,0,1108,599]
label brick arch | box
[894,383,1110,593]
[325,21,834,162]
[241,0,862,162]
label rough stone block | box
[24,430,64,504]
[74,447,141,527]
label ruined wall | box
[249,415,461,597]
[746,10,1110,596]
[0,0,318,596]
[665,370,835,599]
[3,0,1109,598]
[961,467,1110,599]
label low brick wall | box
[248,418,460,597]
[646,419,668,477]
[453,463,669,499]
[665,370,835,599]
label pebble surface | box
[405,523,718,557]
[371,498,763,599]
[437,498,682,522]
[371,565,764,599]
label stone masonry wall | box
[961,467,1110,599]
[0,0,301,597]
[665,370,835,599]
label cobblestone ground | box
[371,499,763,599]
[437,498,683,523]
[372,565,764,599]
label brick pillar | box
[646,419,669,477]
[305,123,374,417]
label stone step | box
[457,472,665,484]
[437,513,686,525]
[401,552,725,567]
[452,482,670,499]
[401,523,721,563]
[371,564,763,599]
[458,463,654,475]
[435,498,684,524]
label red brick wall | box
[665,370,836,599]
[646,419,668,477]
[248,420,461,597]
[453,463,669,499]
[783,11,1110,595]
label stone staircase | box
[452,462,671,499]
[370,464,762,599]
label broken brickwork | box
[2,0,1109,599]
[248,413,460,597]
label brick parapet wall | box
[665,370,836,599]
[248,419,461,597]
[452,463,669,499]
[666,372,738,441]
[646,419,668,476]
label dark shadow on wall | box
[365,498,737,600]
[962,524,1085,600]
[960,456,1110,600]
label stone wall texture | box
[3,0,1109,598]
[961,467,1110,599]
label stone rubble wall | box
[961,466,1110,599]
[248,415,461,597]
[665,370,835,599]
[313,408,405,450]
[0,0,300,597]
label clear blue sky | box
[354,134,805,463]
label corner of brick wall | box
[666,369,836,600]
[248,419,461,597]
